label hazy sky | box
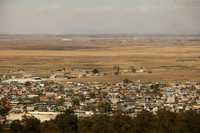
[0,0,200,34]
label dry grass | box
[0,38,200,82]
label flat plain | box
[0,36,200,82]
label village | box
[0,68,200,124]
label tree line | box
[1,109,199,133]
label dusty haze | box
[0,0,200,35]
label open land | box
[1,36,200,126]
[0,36,200,82]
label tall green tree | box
[55,109,78,133]
[22,116,41,133]
[10,120,23,133]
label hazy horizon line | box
[1,33,200,37]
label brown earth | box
[0,37,200,82]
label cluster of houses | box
[0,66,150,82]
[0,74,200,123]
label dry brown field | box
[0,37,200,82]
